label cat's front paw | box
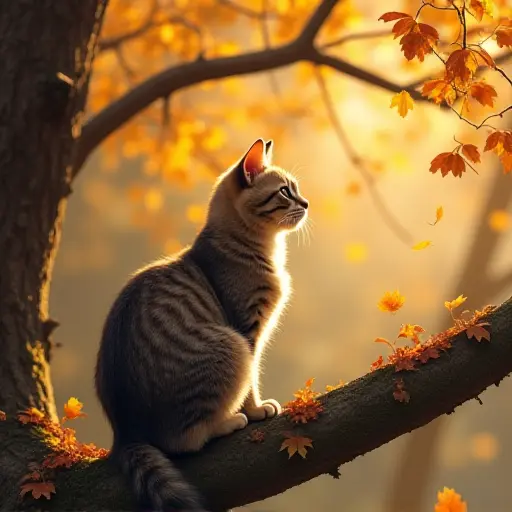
[245,399,282,421]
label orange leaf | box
[421,79,456,106]
[429,152,466,178]
[390,90,414,118]
[325,379,344,392]
[279,434,313,459]
[500,152,512,174]
[393,378,410,403]
[412,240,432,251]
[63,397,86,421]
[20,481,56,500]
[378,12,411,23]
[398,324,425,345]
[429,206,444,226]
[0,411,5,421]
[17,407,45,425]
[445,49,478,84]
[461,144,481,163]
[370,355,384,371]
[484,130,512,155]
[496,25,512,48]
[399,23,439,61]
[444,294,467,312]
[435,487,468,512]
[378,290,405,313]
[469,82,497,108]
[418,346,440,364]
[466,323,491,342]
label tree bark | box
[0,1,107,415]
[1,297,511,511]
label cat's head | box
[225,139,309,235]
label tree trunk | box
[0,1,107,416]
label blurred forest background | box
[47,0,511,510]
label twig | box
[321,29,391,49]
[313,66,414,247]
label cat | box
[95,138,309,512]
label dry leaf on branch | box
[279,434,314,459]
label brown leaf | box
[466,323,491,342]
[279,435,313,459]
[461,144,481,164]
[430,152,466,178]
[20,481,56,500]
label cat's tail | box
[115,442,208,512]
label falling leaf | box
[429,206,444,226]
[20,481,56,500]
[412,240,432,251]
[430,152,466,178]
[466,323,491,342]
[444,294,467,312]
[461,144,481,164]
[280,434,313,459]
[393,378,410,403]
[390,90,414,118]
[421,79,456,106]
[468,82,497,108]
[0,411,5,421]
[63,397,86,421]
[488,210,511,232]
[378,290,405,313]
[434,487,467,512]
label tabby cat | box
[95,138,309,511]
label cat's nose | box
[300,198,309,210]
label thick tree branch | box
[73,0,436,177]
[4,297,512,511]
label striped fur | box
[95,139,308,511]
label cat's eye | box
[279,186,293,199]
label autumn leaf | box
[466,323,491,342]
[445,49,478,84]
[400,23,439,61]
[444,294,467,312]
[325,379,344,392]
[283,379,323,424]
[20,481,56,500]
[468,82,497,108]
[280,434,313,459]
[496,22,512,48]
[412,240,432,251]
[63,397,86,421]
[375,336,394,350]
[421,79,456,106]
[0,410,5,421]
[43,453,75,469]
[501,152,512,174]
[378,290,405,313]
[429,152,466,178]
[17,407,45,425]
[469,0,493,21]
[429,206,444,226]
[484,130,512,155]
[418,346,441,364]
[435,487,467,512]
[398,324,425,345]
[370,355,385,371]
[390,90,414,118]
[378,12,416,39]
[461,144,481,164]
[378,12,411,23]
[393,378,410,403]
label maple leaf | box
[435,487,467,512]
[20,481,56,500]
[43,453,74,469]
[496,22,512,48]
[370,355,384,371]
[501,152,512,174]
[390,90,414,118]
[412,240,432,251]
[399,23,439,61]
[429,206,444,226]
[445,294,467,312]
[0,410,5,421]
[279,434,313,459]
[461,144,481,164]
[394,357,417,372]
[248,429,265,443]
[429,152,466,178]
[469,0,492,21]
[283,379,323,424]
[378,12,411,23]
[466,323,491,342]
[445,49,478,84]
[378,13,416,40]
[484,130,512,155]
[398,324,425,345]
[17,407,46,425]
[393,378,410,403]
[468,82,497,108]
[418,346,440,364]
[63,397,86,421]
[378,290,405,313]
[422,79,456,106]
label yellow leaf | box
[63,397,86,421]
[429,206,443,226]
[412,240,432,250]
[444,294,467,312]
[390,90,414,118]
[434,487,467,512]
[279,435,313,459]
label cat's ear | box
[239,139,268,187]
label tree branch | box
[4,296,512,511]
